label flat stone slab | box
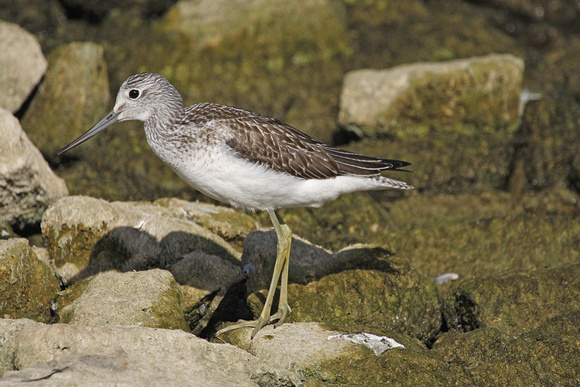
[0,319,297,386]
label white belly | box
[165,145,383,211]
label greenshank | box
[59,72,413,338]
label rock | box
[0,318,39,377]
[20,42,110,161]
[392,195,580,282]
[153,197,260,247]
[0,108,69,228]
[150,0,350,143]
[432,311,580,385]
[0,21,47,113]
[473,0,580,25]
[520,38,580,192]
[285,190,580,284]
[219,322,468,385]
[248,323,353,370]
[0,319,470,385]
[442,263,580,338]
[0,319,298,385]
[0,239,60,323]
[0,222,16,240]
[221,322,377,368]
[41,196,241,284]
[158,0,349,65]
[339,54,524,136]
[239,232,441,343]
[519,184,580,216]
[56,269,189,331]
[346,0,428,25]
[0,1,66,36]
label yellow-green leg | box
[216,209,292,339]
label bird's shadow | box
[69,226,241,289]
[241,229,401,292]
[64,225,403,337]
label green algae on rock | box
[0,239,60,323]
[442,263,580,339]
[243,243,441,344]
[432,311,580,385]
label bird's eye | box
[129,89,140,99]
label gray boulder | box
[0,108,68,228]
[0,21,47,113]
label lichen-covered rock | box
[442,263,580,338]
[41,196,241,284]
[56,269,189,331]
[339,54,524,136]
[240,232,441,343]
[0,21,47,113]
[284,190,580,289]
[0,108,69,228]
[150,0,349,143]
[0,239,60,323]
[21,42,110,161]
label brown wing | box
[225,116,341,179]
[194,103,411,179]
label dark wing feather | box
[196,103,411,179]
[226,117,340,179]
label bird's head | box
[58,72,183,155]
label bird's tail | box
[376,176,414,190]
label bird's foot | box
[215,303,292,339]
[215,316,267,339]
[269,302,292,328]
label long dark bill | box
[58,111,121,155]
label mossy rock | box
[21,42,109,162]
[432,311,580,385]
[442,263,580,338]
[0,239,60,323]
[248,246,441,344]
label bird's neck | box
[143,104,183,156]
